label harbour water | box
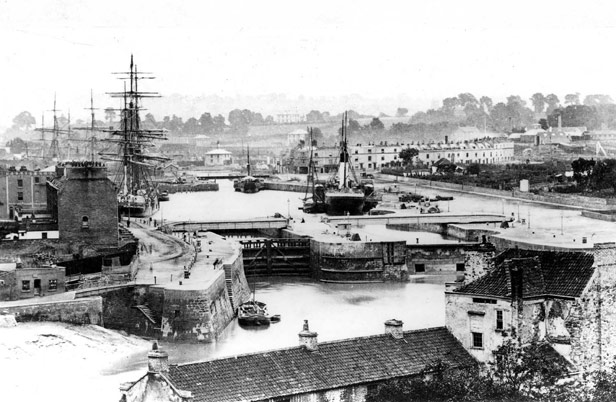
[106,178,616,375]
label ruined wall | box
[463,245,496,283]
[100,285,164,338]
[311,239,407,282]
[445,292,511,363]
[2,296,103,325]
[160,271,234,342]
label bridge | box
[325,213,507,226]
[161,217,289,234]
[239,238,311,277]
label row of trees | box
[409,93,616,134]
[571,158,616,193]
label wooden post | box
[266,239,273,276]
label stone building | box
[445,245,616,373]
[120,320,475,402]
[0,261,65,301]
[47,161,118,247]
[204,149,233,166]
[0,168,51,220]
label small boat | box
[238,300,271,326]
[158,190,170,202]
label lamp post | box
[287,198,291,220]
[560,211,564,236]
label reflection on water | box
[104,276,449,375]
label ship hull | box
[119,202,157,218]
[325,192,365,216]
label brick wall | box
[0,171,50,219]
[2,296,103,325]
[222,247,251,310]
[100,285,163,338]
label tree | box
[480,96,493,113]
[369,117,385,131]
[442,97,460,114]
[7,137,27,153]
[538,118,549,130]
[584,94,613,106]
[310,127,324,146]
[144,113,158,129]
[212,114,226,133]
[399,147,419,167]
[306,110,324,123]
[545,94,560,114]
[198,112,214,133]
[396,107,409,117]
[564,93,580,105]
[530,93,546,114]
[571,157,595,190]
[12,111,35,130]
[183,117,199,134]
[590,159,616,193]
[228,109,250,134]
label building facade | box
[445,245,616,373]
[204,149,233,166]
[0,168,50,220]
[0,262,65,301]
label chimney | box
[384,319,404,339]
[509,264,523,301]
[298,320,318,351]
[148,342,169,374]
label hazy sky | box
[2,0,616,125]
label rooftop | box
[167,326,475,402]
[454,249,595,299]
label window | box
[368,149,372,153]
[368,156,372,161]
[472,332,483,348]
[41,232,47,239]
[22,280,30,292]
[17,179,23,187]
[314,153,319,157]
[49,279,57,291]
[381,156,385,161]
[354,158,358,162]
[496,310,503,330]
[456,263,465,272]
[34,177,40,183]
[82,216,90,229]
[381,149,385,153]
[426,154,429,159]
[174,310,181,318]
[415,263,425,273]
[17,192,23,201]
[466,153,469,157]
[354,150,358,154]
[472,298,497,304]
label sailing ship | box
[323,112,368,216]
[233,145,263,193]
[100,56,169,217]
[302,128,327,213]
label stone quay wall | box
[310,239,408,282]
[159,271,234,342]
[383,175,616,211]
[1,296,103,325]
[262,181,309,193]
[222,245,251,310]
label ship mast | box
[35,94,70,161]
[101,55,169,199]
[247,144,251,176]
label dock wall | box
[262,181,309,193]
[383,174,616,211]
[157,182,219,193]
[310,239,408,282]
[1,297,103,325]
[159,271,234,342]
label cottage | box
[120,320,475,402]
[0,261,65,301]
[446,246,616,373]
[205,149,233,166]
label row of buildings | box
[120,243,616,401]
[285,138,515,175]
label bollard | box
[154,276,157,284]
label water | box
[106,276,447,374]
[105,180,450,374]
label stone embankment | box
[381,174,616,211]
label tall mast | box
[247,145,251,176]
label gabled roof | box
[167,327,475,402]
[454,250,595,299]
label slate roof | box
[167,326,475,402]
[455,250,595,299]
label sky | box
[1,0,616,125]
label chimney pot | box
[147,342,169,373]
[298,320,318,351]
[384,319,404,339]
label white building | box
[205,148,233,166]
[287,129,308,146]
[337,139,515,172]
